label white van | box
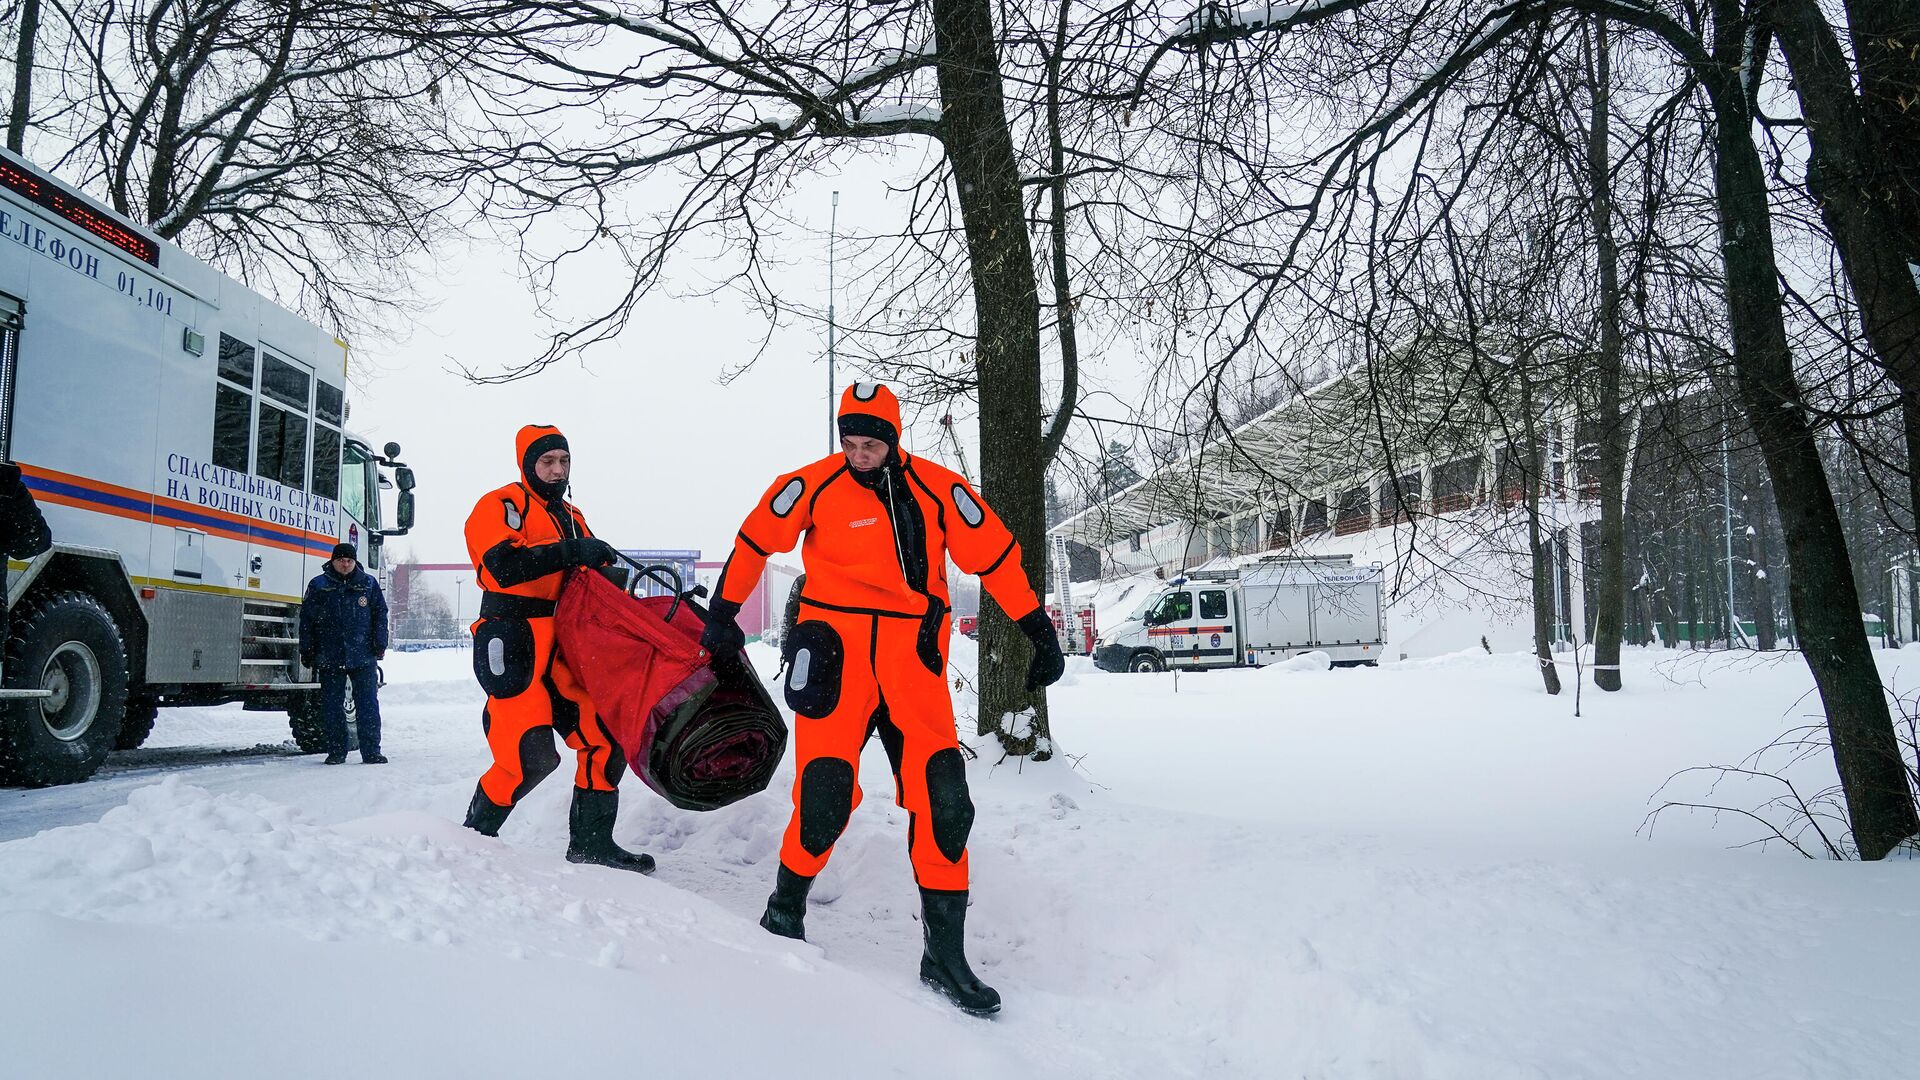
[1092,557,1386,672]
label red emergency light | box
[0,159,161,267]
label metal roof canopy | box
[1053,353,1533,547]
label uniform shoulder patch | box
[502,497,523,531]
[951,483,984,527]
[771,476,806,517]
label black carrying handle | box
[611,552,686,623]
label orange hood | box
[837,383,901,448]
[516,424,569,495]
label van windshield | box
[1126,591,1165,621]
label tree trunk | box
[1769,1,1920,415]
[1839,0,1920,261]
[931,0,1051,756]
[1040,0,1079,467]
[7,0,41,153]
[1585,16,1627,691]
[1682,532,1698,648]
[1523,374,1561,695]
[1904,395,1920,546]
[1705,4,1919,857]
[1748,468,1778,650]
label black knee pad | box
[783,620,845,719]
[512,726,562,803]
[924,748,974,863]
[591,714,627,789]
[915,601,948,675]
[797,757,856,856]
[545,675,581,740]
[868,703,906,805]
[473,618,538,698]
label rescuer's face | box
[331,555,357,575]
[841,435,888,472]
[535,449,571,484]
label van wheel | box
[1128,650,1165,673]
[114,693,159,751]
[287,684,360,754]
[0,590,130,786]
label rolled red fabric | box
[554,569,786,811]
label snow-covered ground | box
[2,644,1915,1078]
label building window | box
[1431,457,1479,513]
[1494,445,1526,507]
[1335,484,1372,536]
[1267,505,1293,549]
[1384,471,1421,524]
[1235,515,1257,554]
[1303,498,1328,533]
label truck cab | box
[1095,579,1240,672]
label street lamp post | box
[827,190,839,453]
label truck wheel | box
[0,590,130,787]
[114,693,160,751]
[287,685,360,754]
[1128,650,1165,673]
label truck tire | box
[1128,650,1165,673]
[0,590,131,787]
[114,693,159,751]
[287,684,360,754]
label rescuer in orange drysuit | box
[459,425,655,874]
[701,383,1065,1016]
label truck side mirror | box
[396,491,415,532]
[1142,609,1163,627]
[395,465,416,492]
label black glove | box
[561,538,618,568]
[700,599,745,664]
[299,651,316,671]
[1015,608,1067,691]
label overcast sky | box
[351,170,906,573]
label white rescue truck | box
[0,149,415,786]
[1092,556,1386,672]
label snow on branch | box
[1181,1,1330,40]
[854,102,943,125]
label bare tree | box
[6,0,43,152]
[10,0,460,334]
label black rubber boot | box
[463,783,512,837]
[759,864,815,940]
[564,788,656,874]
[918,888,1001,1017]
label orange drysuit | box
[717,384,1042,891]
[465,425,624,809]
